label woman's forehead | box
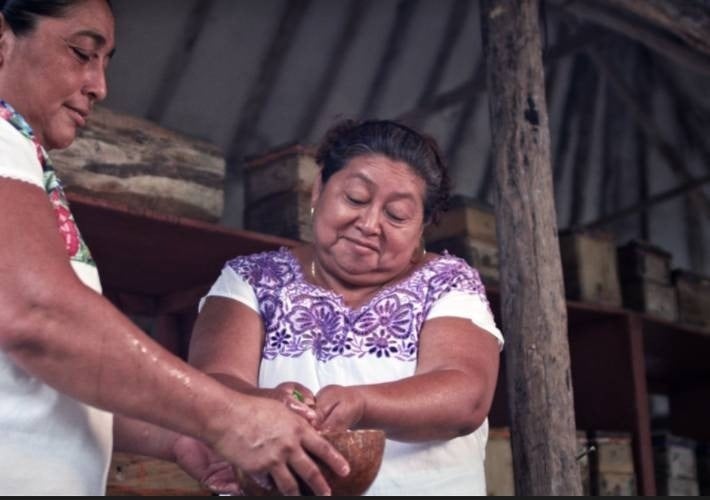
[40,0,115,46]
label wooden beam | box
[633,48,653,240]
[222,0,310,226]
[598,0,710,59]
[476,148,494,203]
[568,56,599,227]
[588,48,710,219]
[445,57,485,170]
[397,26,605,127]
[598,81,616,216]
[294,0,370,140]
[146,0,215,123]
[552,55,585,200]
[480,1,581,495]
[412,0,472,125]
[226,0,311,169]
[359,0,419,119]
[555,1,710,77]
[580,173,710,231]
[654,62,710,173]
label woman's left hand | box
[172,435,241,495]
[314,385,365,431]
[261,382,319,426]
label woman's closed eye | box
[67,43,94,63]
[386,210,407,223]
[346,194,368,206]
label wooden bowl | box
[238,429,385,496]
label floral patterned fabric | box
[226,247,495,495]
[0,100,94,266]
[228,248,491,363]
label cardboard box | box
[621,280,678,321]
[243,144,319,241]
[588,432,637,496]
[485,428,514,496]
[673,269,710,330]
[560,231,622,307]
[617,240,672,285]
[425,197,498,284]
[653,433,697,480]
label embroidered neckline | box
[0,100,95,266]
[280,247,453,315]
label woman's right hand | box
[211,394,349,496]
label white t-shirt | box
[0,118,113,495]
[202,250,504,496]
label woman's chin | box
[44,130,77,151]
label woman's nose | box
[84,65,108,103]
[356,207,381,236]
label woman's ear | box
[0,14,12,67]
[310,174,323,210]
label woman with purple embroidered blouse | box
[192,120,504,495]
[0,1,348,495]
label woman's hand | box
[314,385,366,431]
[172,435,241,495]
[212,395,350,496]
[259,381,319,426]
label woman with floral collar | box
[191,119,504,496]
[0,0,347,495]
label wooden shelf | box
[486,285,709,496]
[68,194,708,496]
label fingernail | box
[342,464,350,476]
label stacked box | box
[653,433,699,496]
[425,197,498,284]
[673,270,710,331]
[559,230,623,307]
[587,432,637,496]
[699,443,710,495]
[244,144,319,242]
[576,430,592,496]
[485,428,514,496]
[484,428,590,495]
[617,240,678,321]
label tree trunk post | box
[480,1,583,495]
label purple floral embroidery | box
[365,331,399,358]
[352,295,413,339]
[229,248,492,363]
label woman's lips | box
[344,237,378,253]
[65,105,88,127]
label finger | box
[303,431,350,479]
[288,450,332,497]
[201,462,240,494]
[269,464,302,497]
[286,399,319,424]
[319,404,351,432]
[292,383,316,406]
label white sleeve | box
[0,118,43,188]
[427,290,504,350]
[198,264,259,313]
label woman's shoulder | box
[0,118,44,188]
[225,247,301,287]
[420,251,487,295]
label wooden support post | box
[480,1,582,495]
[626,315,656,496]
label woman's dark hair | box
[315,119,450,224]
[0,0,112,36]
